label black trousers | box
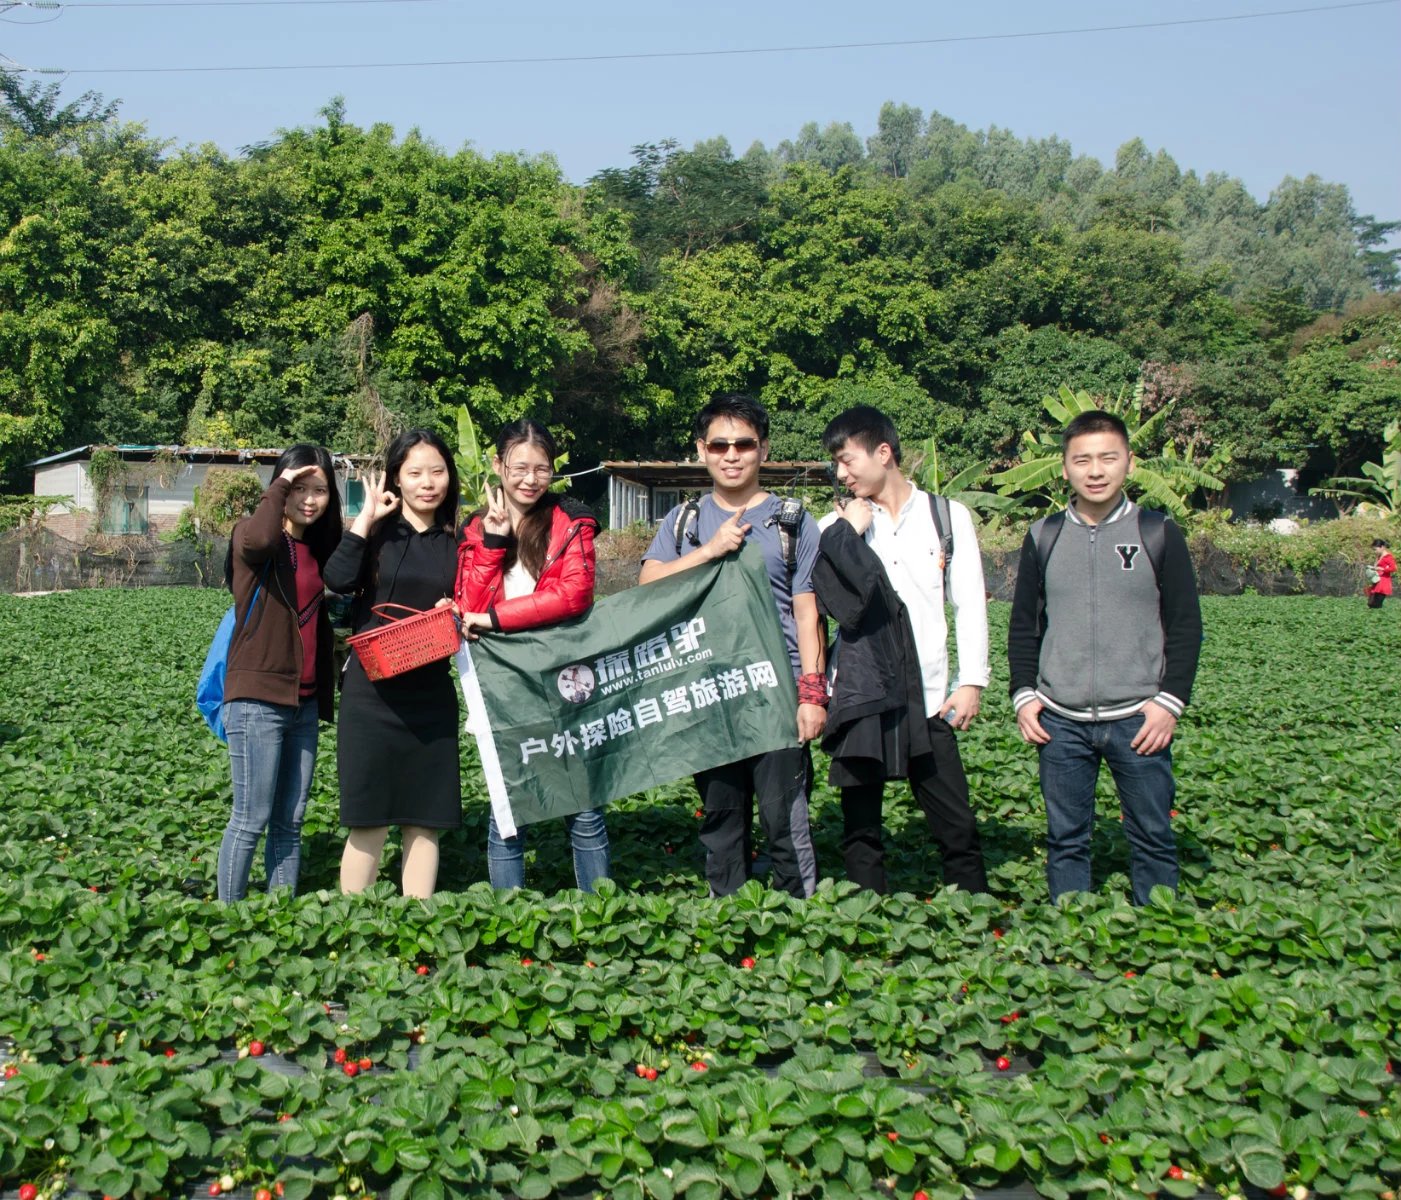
[694,746,817,899]
[840,717,989,895]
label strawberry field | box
[0,589,1398,1200]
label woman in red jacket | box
[1367,537,1396,609]
[456,419,611,891]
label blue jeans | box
[487,808,611,893]
[218,699,319,901]
[1038,708,1177,906]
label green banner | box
[457,543,798,836]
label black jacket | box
[812,519,932,787]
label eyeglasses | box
[504,465,553,481]
[703,438,761,455]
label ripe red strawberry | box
[740,956,756,969]
[358,1057,373,1072]
[585,961,596,969]
[913,1193,930,1200]
[208,1186,222,1198]
[995,1056,1011,1071]
[635,1063,647,1078]
[1167,1166,1184,1180]
[1000,1011,1020,1024]
[992,928,1004,939]
[32,952,44,962]
[277,1113,291,1122]
[643,1066,658,1081]
[1124,971,1137,979]
[885,1131,899,1142]
[248,1040,266,1057]
[520,957,534,966]
[1170,809,1179,817]
[3,1064,19,1079]
[415,964,430,976]
[333,1047,348,1064]
[275,1184,285,1198]
[1358,1109,1369,1117]
[690,1061,708,1072]
[343,1062,358,1077]
[1099,1133,1111,1144]
[18,1186,38,1200]
[255,1189,273,1200]
[1267,1187,1288,1198]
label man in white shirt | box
[819,405,991,893]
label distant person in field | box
[217,444,342,902]
[815,405,992,896]
[1008,410,1202,905]
[640,392,824,899]
[1366,538,1396,609]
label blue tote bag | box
[196,565,269,742]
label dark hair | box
[384,428,459,532]
[495,419,558,579]
[1374,538,1391,549]
[1062,411,1130,453]
[821,405,902,465]
[224,443,343,587]
[693,393,770,443]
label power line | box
[61,0,439,7]
[25,0,1400,75]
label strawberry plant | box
[0,590,1397,1198]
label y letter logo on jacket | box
[1115,544,1141,570]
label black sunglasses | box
[703,438,761,454]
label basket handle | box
[370,603,429,623]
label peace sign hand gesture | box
[482,485,511,537]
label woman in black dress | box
[323,429,461,899]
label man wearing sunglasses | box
[640,393,825,899]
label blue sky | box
[8,0,1400,227]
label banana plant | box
[908,437,1024,526]
[1310,420,1401,517]
[456,405,571,514]
[986,383,1226,519]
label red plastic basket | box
[348,603,461,681]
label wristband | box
[797,672,829,708]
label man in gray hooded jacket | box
[1007,410,1202,905]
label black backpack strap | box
[1139,508,1168,579]
[925,492,955,593]
[672,497,701,556]
[768,497,806,590]
[1033,511,1066,594]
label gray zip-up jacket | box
[1007,498,1202,721]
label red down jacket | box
[455,498,599,632]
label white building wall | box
[33,463,88,511]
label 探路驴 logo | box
[557,663,596,703]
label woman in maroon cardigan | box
[455,419,610,891]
